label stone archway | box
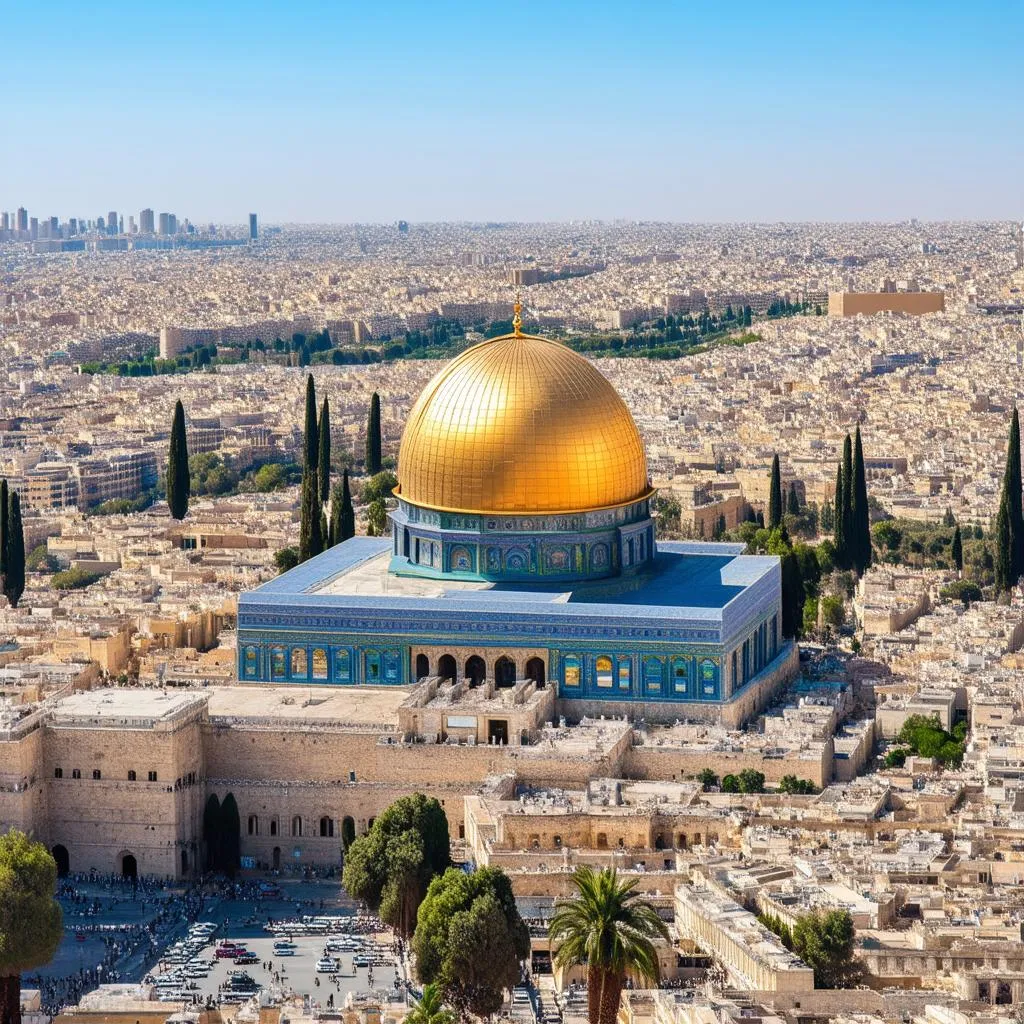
[495,656,516,687]
[272,846,281,870]
[465,656,486,686]
[120,852,138,879]
[415,653,430,679]
[438,654,457,681]
[525,657,546,686]
[52,845,70,878]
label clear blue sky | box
[3,0,1022,223]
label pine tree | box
[833,462,847,566]
[768,454,783,529]
[166,399,190,521]
[4,490,25,609]
[366,392,382,475]
[951,524,963,573]
[787,482,800,516]
[996,491,1014,592]
[317,396,331,505]
[851,426,871,576]
[1004,407,1024,579]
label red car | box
[215,944,243,959]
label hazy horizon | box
[4,0,1022,223]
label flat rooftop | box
[49,689,207,727]
[207,685,406,726]
[247,537,777,624]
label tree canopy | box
[413,866,529,1019]
[791,909,859,988]
[343,793,450,938]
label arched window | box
[291,816,302,837]
[365,650,381,682]
[270,818,278,837]
[415,653,430,679]
[319,816,334,838]
[247,815,259,836]
[466,655,486,685]
[291,648,307,678]
[525,657,545,685]
[596,656,613,688]
[334,649,351,683]
[243,646,258,679]
[672,657,689,694]
[495,656,516,687]
[271,647,286,680]
[643,657,663,694]
[563,655,581,687]
[312,648,328,680]
[617,658,631,690]
[438,654,457,681]
[700,658,719,697]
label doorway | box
[415,653,430,679]
[495,656,516,687]
[121,853,138,879]
[466,656,486,686]
[526,657,546,686]
[272,846,281,870]
[438,654,457,681]
[488,719,509,745]
[52,845,69,878]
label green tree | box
[341,815,357,852]
[405,983,455,1024]
[344,793,450,938]
[996,491,1013,592]
[851,427,871,576]
[332,470,356,545]
[872,520,902,552]
[202,793,221,871]
[274,546,300,573]
[780,549,805,639]
[840,434,854,568]
[253,463,289,492]
[361,470,399,504]
[0,830,63,1024]
[0,479,7,586]
[778,775,818,795]
[1005,406,1024,580]
[318,396,331,504]
[697,768,718,791]
[787,482,801,516]
[768,454,783,529]
[299,375,321,561]
[167,399,190,520]
[792,910,859,988]
[366,498,388,537]
[220,792,241,878]
[548,866,668,1024]
[414,866,530,1019]
[366,391,382,475]
[738,768,765,793]
[832,461,846,564]
[721,774,740,793]
[951,524,963,572]
[3,491,25,609]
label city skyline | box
[3,0,1022,223]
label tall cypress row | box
[841,433,854,569]
[833,461,847,567]
[852,426,871,576]
[1004,407,1024,579]
[4,490,25,609]
[366,392,382,475]
[0,478,8,583]
[299,375,321,561]
[768,453,783,529]
[167,400,190,521]
[317,396,331,505]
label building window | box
[148,771,158,782]
[128,770,136,781]
[672,657,689,694]
[563,656,581,687]
[243,646,258,679]
[248,815,259,836]
[291,647,307,678]
[72,769,81,779]
[700,659,718,696]
[92,769,101,780]
[319,816,334,838]
[54,768,63,779]
[292,816,302,837]
[365,651,381,682]
[383,649,401,682]
[270,818,278,837]
[618,659,631,690]
[334,649,351,683]
[271,647,286,680]
[596,656,613,688]
[643,657,663,693]
[349,770,357,782]
[312,648,328,680]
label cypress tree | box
[166,400,190,521]
[1004,407,1024,578]
[780,549,805,639]
[333,469,355,544]
[366,392,382,475]
[852,426,871,576]
[299,375,321,560]
[768,454,783,529]
[317,396,331,505]
[4,490,25,609]
[0,478,8,583]
[841,434,854,568]
[951,524,963,573]
[787,482,801,517]
[303,374,318,472]
[833,461,847,566]
[996,491,1014,592]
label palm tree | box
[549,866,669,1024]
[406,982,455,1024]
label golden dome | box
[397,330,652,515]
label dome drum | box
[389,496,655,583]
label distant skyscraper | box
[249,213,258,240]
[16,207,28,232]
[167,213,177,235]
[107,211,118,236]
[29,217,38,240]
[1,213,8,232]
[158,212,170,235]
[97,215,107,233]
[140,208,155,234]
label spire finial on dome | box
[512,292,523,337]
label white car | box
[316,957,339,973]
